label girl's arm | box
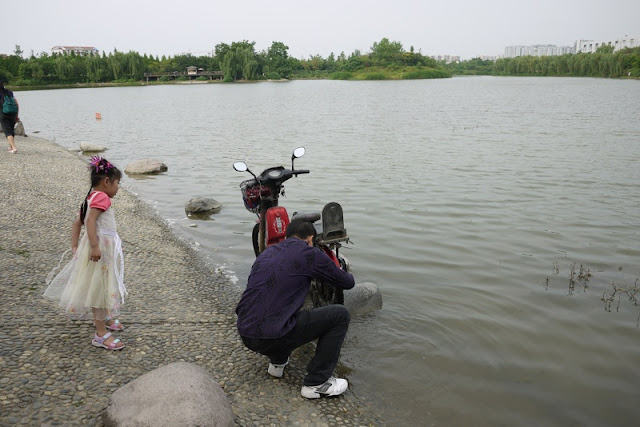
[71,216,82,254]
[85,208,103,261]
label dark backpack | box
[2,92,18,114]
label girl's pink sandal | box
[92,332,124,350]
[105,316,124,331]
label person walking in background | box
[44,156,127,350]
[236,218,355,399]
[0,79,19,154]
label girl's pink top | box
[89,191,111,211]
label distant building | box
[576,35,639,53]
[504,44,575,58]
[186,66,205,75]
[51,46,99,56]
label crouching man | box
[235,218,355,398]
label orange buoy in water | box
[95,113,102,120]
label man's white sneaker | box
[300,376,348,399]
[267,358,289,378]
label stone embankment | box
[0,136,383,426]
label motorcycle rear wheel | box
[252,223,260,257]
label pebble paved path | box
[0,136,383,426]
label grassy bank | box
[322,66,451,81]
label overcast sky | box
[3,0,638,60]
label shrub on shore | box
[329,71,353,80]
[402,69,451,79]
[362,72,388,80]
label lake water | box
[19,77,640,426]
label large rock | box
[14,120,25,136]
[80,141,106,152]
[125,159,168,175]
[185,197,222,215]
[103,362,234,427]
[344,282,382,316]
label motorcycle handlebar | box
[294,169,310,175]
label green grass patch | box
[290,70,332,79]
[329,71,354,80]
[12,248,30,258]
[402,68,451,79]
[362,72,388,80]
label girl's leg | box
[92,308,123,348]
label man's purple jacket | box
[236,237,355,339]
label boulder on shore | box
[80,141,106,153]
[103,362,234,427]
[185,197,222,215]
[125,159,168,175]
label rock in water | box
[185,197,222,215]
[80,141,107,152]
[344,282,383,316]
[125,159,168,175]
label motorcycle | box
[233,147,351,306]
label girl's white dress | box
[44,191,126,320]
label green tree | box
[55,55,74,81]
[18,61,44,82]
[221,50,241,81]
[0,68,12,83]
[326,52,337,72]
[108,50,124,80]
[265,41,290,77]
[370,38,404,65]
[86,53,108,82]
[305,55,325,71]
[343,54,364,71]
[214,43,231,63]
[596,44,615,54]
[0,52,24,78]
[240,48,258,79]
[216,40,258,80]
[124,51,145,79]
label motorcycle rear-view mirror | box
[233,162,248,172]
[292,147,305,159]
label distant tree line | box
[446,46,640,78]
[0,38,450,85]
[8,40,635,85]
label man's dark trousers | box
[241,305,350,386]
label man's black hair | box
[286,218,317,239]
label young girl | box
[44,156,127,350]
